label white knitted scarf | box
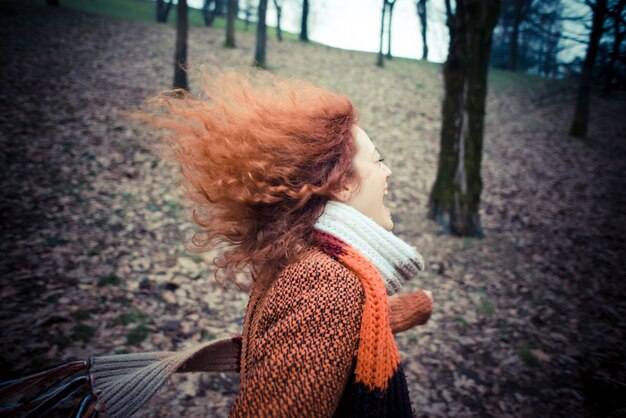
[314,200,425,295]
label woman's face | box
[342,126,393,230]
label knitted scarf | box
[1,202,424,418]
[314,200,424,296]
[312,201,425,417]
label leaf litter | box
[1,4,625,418]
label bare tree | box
[273,0,283,41]
[604,0,626,94]
[569,0,608,138]
[300,0,309,42]
[429,0,500,237]
[225,0,238,48]
[386,0,397,59]
[203,0,227,26]
[244,0,254,31]
[156,0,174,22]
[203,0,217,26]
[174,0,189,91]
[255,0,269,68]
[417,0,428,60]
[377,0,387,67]
[490,0,566,77]
[508,0,533,70]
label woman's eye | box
[378,157,385,164]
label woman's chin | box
[382,206,394,230]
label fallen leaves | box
[1,4,625,418]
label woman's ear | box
[335,187,353,203]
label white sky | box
[187,0,587,64]
[187,0,451,63]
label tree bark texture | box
[244,0,252,31]
[255,0,268,68]
[203,0,216,26]
[418,0,428,60]
[377,0,387,67]
[604,0,626,95]
[225,0,238,48]
[273,0,283,41]
[429,0,500,237]
[156,0,173,22]
[569,0,608,138]
[507,0,522,71]
[386,0,396,58]
[300,0,309,42]
[174,0,189,91]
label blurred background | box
[1,0,625,417]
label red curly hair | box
[149,71,359,289]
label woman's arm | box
[388,290,432,334]
[229,260,365,417]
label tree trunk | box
[428,0,500,237]
[417,0,428,60]
[244,0,252,31]
[273,0,283,42]
[507,0,522,71]
[174,0,189,91]
[569,0,608,138]
[203,0,216,26]
[156,0,173,22]
[603,0,626,95]
[377,0,386,67]
[225,0,238,48]
[216,0,226,15]
[300,0,309,42]
[386,0,396,59]
[254,0,268,68]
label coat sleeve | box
[229,261,365,418]
[388,290,432,334]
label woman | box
[0,71,433,418]
[155,71,434,417]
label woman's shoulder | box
[268,247,365,307]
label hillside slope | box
[1,3,625,417]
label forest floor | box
[1,3,626,418]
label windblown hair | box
[149,71,359,288]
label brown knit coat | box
[229,248,432,417]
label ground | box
[1,3,625,418]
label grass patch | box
[497,319,511,338]
[51,335,72,350]
[115,308,150,326]
[88,244,103,256]
[146,202,160,212]
[99,272,121,286]
[46,237,69,247]
[127,324,150,346]
[71,309,91,321]
[452,315,470,330]
[517,344,539,367]
[27,0,298,40]
[479,300,496,316]
[201,329,215,341]
[73,323,96,343]
[406,335,419,345]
